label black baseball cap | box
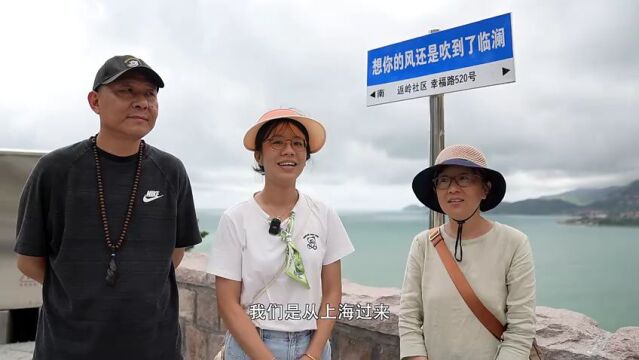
[92,55,164,91]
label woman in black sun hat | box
[399,144,538,360]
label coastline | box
[559,216,639,227]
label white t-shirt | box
[207,192,354,331]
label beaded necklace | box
[90,135,144,287]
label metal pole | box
[429,28,445,229]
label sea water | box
[194,209,639,331]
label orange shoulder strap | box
[428,228,505,340]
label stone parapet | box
[179,252,639,360]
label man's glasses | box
[265,136,307,151]
[433,174,482,190]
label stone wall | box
[178,253,639,360]
[177,257,224,360]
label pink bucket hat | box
[412,144,506,213]
[243,109,326,153]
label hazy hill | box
[585,179,639,213]
[540,186,621,206]
[405,179,639,219]
[490,198,581,215]
[402,204,427,212]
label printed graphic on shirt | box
[304,233,319,250]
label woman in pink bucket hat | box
[399,144,538,360]
[208,109,354,360]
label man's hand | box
[17,255,46,284]
[172,248,186,268]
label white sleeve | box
[207,212,243,281]
[322,207,355,265]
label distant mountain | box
[490,198,581,215]
[405,180,639,225]
[402,204,427,212]
[586,179,639,213]
[403,199,581,215]
[540,186,621,206]
[494,180,639,225]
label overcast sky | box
[1,0,637,211]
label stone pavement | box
[0,341,34,360]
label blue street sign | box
[367,13,515,106]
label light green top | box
[399,222,536,360]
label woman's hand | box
[299,353,320,360]
[216,276,275,359]
[303,261,342,360]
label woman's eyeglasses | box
[265,136,307,151]
[433,174,481,190]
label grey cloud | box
[2,0,637,209]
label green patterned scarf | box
[279,212,310,289]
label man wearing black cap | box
[14,55,201,359]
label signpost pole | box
[429,29,445,229]
[429,93,445,229]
